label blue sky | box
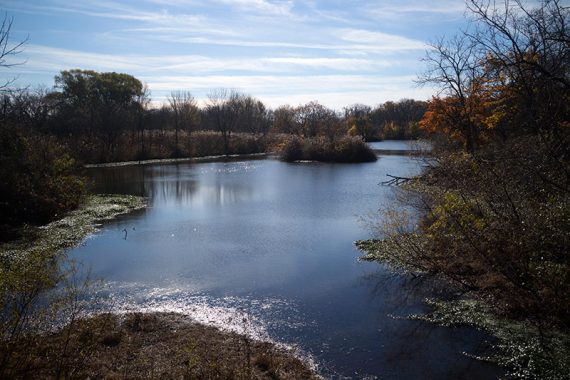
[3,0,468,109]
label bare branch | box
[0,13,28,91]
[381,174,412,186]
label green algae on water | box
[356,239,570,379]
[0,194,146,259]
[411,299,570,379]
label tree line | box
[0,69,427,163]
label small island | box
[280,136,377,163]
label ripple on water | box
[88,281,319,370]
[95,282,314,343]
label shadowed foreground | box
[6,313,317,379]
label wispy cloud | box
[144,74,435,108]
[16,44,432,109]
[3,0,208,25]
[261,57,390,70]
[366,0,466,20]
[20,45,146,73]
[4,0,297,25]
[129,31,426,53]
[215,0,294,16]
[145,73,418,92]
[7,1,426,54]
[338,29,426,51]
[3,0,149,21]
[21,45,390,75]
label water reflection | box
[197,181,252,207]
[368,140,432,151]
[87,165,149,196]
[88,162,254,207]
[74,158,503,379]
[358,269,503,379]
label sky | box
[2,0,469,109]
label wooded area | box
[1,70,426,163]
[361,2,569,376]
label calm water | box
[368,140,429,151]
[71,156,502,379]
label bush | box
[361,131,570,326]
[280,137,303,161]
[280,136,377,163]
[0,124,85,239]
[189,131,267,157]
[229,134,266,155]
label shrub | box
[280,136,377,163]
[361,131,570,326]
[0,124,85,239]
[280,136,303,161]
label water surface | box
[73,156,502,379]
[368,140,429,151]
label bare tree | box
[418,34,482,152]
[236,95,270,135]
[0,13,28,91]
[419,0,569,148]
[295,101,334,138]
[272,105,297,134]
[205,89,242,156]
[465,0,570,133]
[419,34,480,100]
[135,84,151,156]
[168,90,199,156]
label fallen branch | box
[381,174,412,186]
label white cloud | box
[20,45,394,76]
[367,0,466,19]
[4,0,297,24]
[7,1,427,56]
[21,45,146,73]
[143,32,426,54]
[259,90,433,110]
[144,74,434,109]
[338,29,426,51]
[3,0,211,26]
[261,57,388,70]
[144,73,422,93]
[3,0,153,21]
[216,0,294,16]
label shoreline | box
[356,238,570,379]
[370,148,427,156]
[9,312,319,379]
[84,152,273,168]
[83,150,425,169]
[0,194,318,379]
[0,194,147,258]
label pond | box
[72,156,502,379]
[367,140,428,151]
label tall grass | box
[67,131,271,163]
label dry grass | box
[4,313,318,379]
[69,131,273,164]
